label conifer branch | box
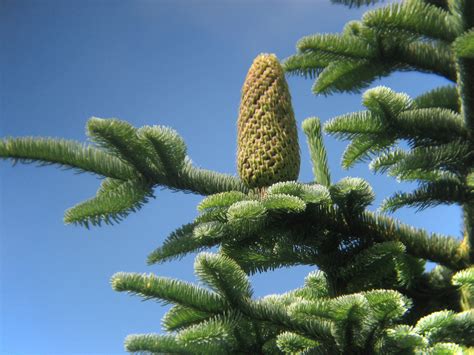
[87,119,248,195]
[220,230,321,275]
[451,3,474,130]
[111,272,228,313]
[341,135,394,169]
[284,9,457,95]
[324,84,472,210]
[86,118,159,179]
[330,177,375,213]
[369,149,406,174]
[340,241,409,292]
[381,179,471,212]
[171,177,469,272]
[414,310,474,346]
[125,334,191,354]
[296,34,375,60]
[64,178,153,227]
[324,111,384,139]
[276,332,318,353]
[358,212,469,270]
[396,40,457,81]
[175,315,239,353]
[453,30,474,59]
[452,266,474,310]
[115,250,472,352]
[147,223,218,265]
[326,106,467,148]
[198,191,249,212]
[378,325,428,353]
[370,149,464,183]
[282,53,324,79]
[1,119,248,226]
[177,159,248,195]
[220,245,310,275]
[450,0,474,262]
[396,108,467,143]
[242,298,337,347]
[162,305,211,332]
[312,60,388,95]
[0,137,136,180]
[413,85,460,112]
[373,141,472,181]
[449,0,474,31]
[302,118,331,186]
[194,253,253,304]
[452,267,474,292]
[363,1,460,42]
[138,125,187,182]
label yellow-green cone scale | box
[237,54,300,188]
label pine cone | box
[237,54,300,188]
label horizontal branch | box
[0,137,136,180]
[176,160,249,195]
[358,212,469,270]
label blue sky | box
[0,0,461,353]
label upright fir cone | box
[237,53,300,189]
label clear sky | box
[0,0,461,354]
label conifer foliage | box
[1,0,473,353]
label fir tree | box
[1,0,473,353]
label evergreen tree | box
[1,0,473,353]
